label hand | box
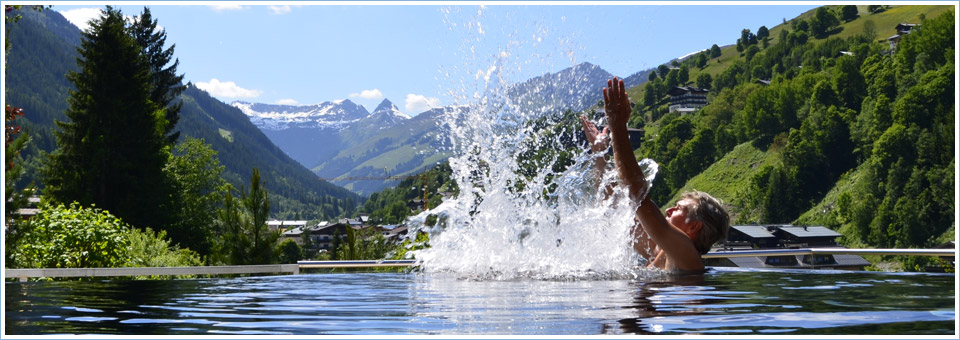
[603,77,631,128]
[580,115,609,153]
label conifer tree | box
[41,6,174,230]
[130,7,185,146]
[242,168,278,264]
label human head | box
[675,191,730,255]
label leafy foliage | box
[126,227,202,269]
[9,202,131,268]
[163,137,229,255]
[362,163,453,224]
[8,202,203,271]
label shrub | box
[126,227,202,268]
[10,202,132,268]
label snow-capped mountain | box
[363,99,411,130]
[235,62,625,196]
[232,99,370,131]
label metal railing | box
[298,260,418,269]
[701,248,956,259]
[4,264,299,281]
[5,249,953,280]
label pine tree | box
[41,6,174,230]
[130,7,185,146]
[242,167,277,264]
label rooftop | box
[778,226,842,238]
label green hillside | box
[624,4,954,271]
[668,141,783,222]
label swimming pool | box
[4,267,955,335]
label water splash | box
[407,6,659,280]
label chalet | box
[340,218,364,229]
[311,222,354,251]
[884,22,919,52]
[281,226,307,245]
[774,225,842,247]
[384,225,409,242]
[706,224,871,271]
[667,86,708,114]
[408,198,426,212]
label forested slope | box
[631,5,954,270]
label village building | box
[884,22,918,52]
[667,86,708,114]
[706,224,872,271]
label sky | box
[47,1,819,116]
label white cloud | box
[209,5,244,11]
[405,94,441,114]
[275,99,299,105]
[195,79,263,99]
[59,8,102,31]
[270,5,300,15]
[349,89,384,100]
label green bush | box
[277,239,303,264]
[126,227,202,268]
[9,202,203,273]
[10,202,131,268]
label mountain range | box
[5,7,655,200]
[4,8,359,219]
[235,61,627,195]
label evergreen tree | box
[710,44,722,58]
[41,6,174,230]
[840,5,859,22]
[810,7,840,38]
[678,65,689,84]
[696,73,712,89]
[696,53,708,69]
[242,167,277,264]
[757,26,770,40]
[130,7,185,146]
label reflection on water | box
[5,268,955,335]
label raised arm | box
[603,77,703,272]
[580,115,613,197]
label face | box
[665,198,701,238]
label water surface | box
[5,267,955,335]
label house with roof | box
[667,86,708,114]
[884,22,918,52]
[706,224,871,270]
[384,225,409,242]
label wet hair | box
[681,191,730,255]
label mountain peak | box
[373,99,396,113]
[371,99,410,120]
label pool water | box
[4,267,955,335]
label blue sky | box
[51,2,818,116]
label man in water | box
[581,77,730,272]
